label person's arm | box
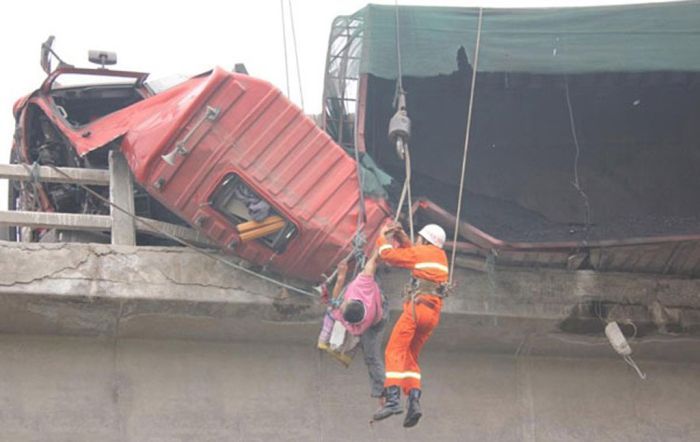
[361,249,379,277]
[393,227,412,248]
[331,259,349,301]
[377,222,419,270]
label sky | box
[0,0,681,211]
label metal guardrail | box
[0,153,213,247]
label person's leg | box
[360,316,387,398]
[402,304,440,393]
[384,305,417,388]
[317,309,335,349]
[403,302,441,428]
[373,303,415,421]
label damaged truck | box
[7,2,700,287]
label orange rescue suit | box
[377,235,448,394]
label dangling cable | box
[389,1,414,242]
[394,0,404,95]
[449,8,484,285]
[46,164,316,298]
[351,138,368,272]
[287,0,305,111]
[280,0,291,98]
[393,159,409,225]
[564,77,591,229]
[623,354,647,380]
[390,142,414,242]
[405,146,414,242]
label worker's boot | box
[403,388,422,428]
[372,386,403,421]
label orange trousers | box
[384,296,441,394]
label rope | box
[21,162,47,213]
[313,136,370,289]
[449,8,483,285]
[27,162,41,183]
[352,136,367,231]
[393,141,408,224]
[394,0,404,94]
[280,0,291,98]
[391,141,414,242]
[623,354,647,380]
[405,146,414,242]
[391,1,414,242]
[564,77,591,229]
[47,164,317,298]
[287,0,305,111]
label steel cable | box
[46,163,317,297]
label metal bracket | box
[162,105,220,165]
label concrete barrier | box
[0,334,699,441]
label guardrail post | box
[109,151,136,246]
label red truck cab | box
[11,43,390,283]
[119,67,390,282]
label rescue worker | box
[373,221,448,428]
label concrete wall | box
[2,242,699,440]
[1,334,699,442]
[2,241,699,363]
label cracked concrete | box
[1,240,700,361]
[1,241,700,440]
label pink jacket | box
[332,274,383,336]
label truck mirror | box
[41,36,56,74]
[88,50,117,68]
[234,63,249,75]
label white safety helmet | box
[418,224,446,248]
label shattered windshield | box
[51,73,139,90]
[145,74,190,94]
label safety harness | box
[402,277,449,321]
[403,278,447,299]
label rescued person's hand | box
[381,221,401,236]
[395,228,410,246]
[336,259,349,281]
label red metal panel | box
[120,67,390,282]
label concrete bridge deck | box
[1,240,698,360]
[1,241,699,440]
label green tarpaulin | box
[354,1,700,78]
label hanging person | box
[317,249,389,407]
[372,221,449,428]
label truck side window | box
[211,174,296,253]
[232,182,271,222]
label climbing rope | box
[448,8,483,285]
[46,163,317,298]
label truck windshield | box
[145,74,190,94]
[51,74,139,90]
